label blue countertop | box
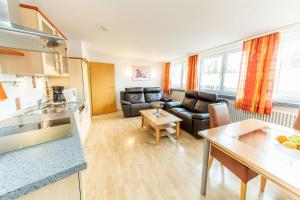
[0,104,87,200]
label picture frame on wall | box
[132,66,150,81]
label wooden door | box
[89,62,116,115]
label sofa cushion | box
[169,107,188,116]
[125,87,145,104]
[144,93,162,103]
[144,87,162,102]
[177,111,194,119]
[150,101,165,108]
[125,93,145,104]
[194,100,210,113]
[131,103,150,110]
[143,87,161,93]
[185,91,198,98]
[191,113,210,120]
[182,97,197,111]
[125,87,144,93]
[198,91,218,102]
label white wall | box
[0,73,47,120]
[67,40,84,57]
[87,52,164,109]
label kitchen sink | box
[0,112,73,155]
[23,103,71,115]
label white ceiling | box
[20,0,300,61]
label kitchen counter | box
[0,103,87,200]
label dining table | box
[198,118,300,198]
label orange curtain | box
[0,82,7,101]
[163,62,171,93]
[186,54,198,90]
[235,32,280,115]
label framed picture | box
[132,66,150,81]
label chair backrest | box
[143,87,162,103]
[182,91,198,111]
[208,103,231,128]
[124,87,145,104]
[294,110,300,130]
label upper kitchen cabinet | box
[0,4,69,76]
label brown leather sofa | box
[165,91,227,138]
[120,87,172,117]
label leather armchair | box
[120,87,150,117]
[165,91,227,138]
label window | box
[200,55,223,91]
[223,51,242,93]
[170,60,187,89]
[169,26,300,105]
[199,49,242,94]
[273,32,300,103]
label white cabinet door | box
[17,174,81,200]
[37,14,60,76]
[56,32,69,76]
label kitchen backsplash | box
[0,73,48,119]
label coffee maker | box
[52,86,65,103]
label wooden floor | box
[83,111,299,200]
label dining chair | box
[208,102,266,200]
[294,110,300,130]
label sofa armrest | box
[164,101,182,110]
[120,100,132,105]
[120,101,131,118]
[191,113,210,120]
[217,98,229,104]
[161,96,173,102]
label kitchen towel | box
[0,82,7,101]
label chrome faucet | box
[37,97,49,110]
[37,99,43,110]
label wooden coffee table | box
[139,109,182,144]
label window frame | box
[272,32,300,104]
[222,49,243,95]
[199,48,242,96]
[169,28,300,107]
[199,53,225,93]
[170,59,188,90]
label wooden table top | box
[140,109,182,126]
[199,118,300,197]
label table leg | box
[176,122,180,139]
[141,115,144,128]
[201,139,210,196]
[260,176,267,192]
[155,128,160,144]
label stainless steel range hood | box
[0,0,66,55]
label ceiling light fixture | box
[98,26,111,32]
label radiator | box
[171,90,298,128]
[228,102,297,128]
